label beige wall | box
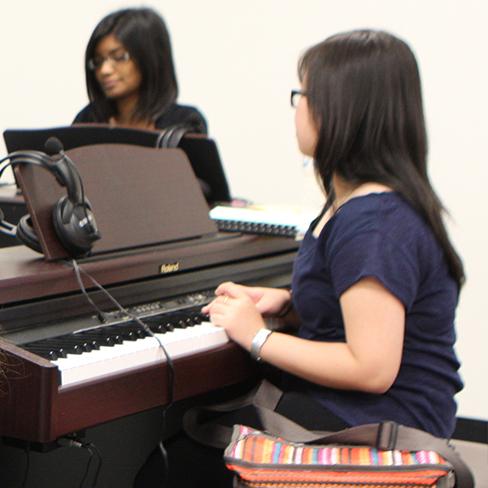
[0,0,486,419]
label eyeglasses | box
[88,50,131,71]
[290,89,307,108]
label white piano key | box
[54,322,229,386]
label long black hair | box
[84,7,178,123]
[299,29,464,287]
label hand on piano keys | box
[21,308,229,387]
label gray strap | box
[183,380,474,488]
[183,384,260,448]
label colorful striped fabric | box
[224,425,454,487]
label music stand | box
[15,143,218,260]
[4,125,232,205]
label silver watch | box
[250,328,273,361]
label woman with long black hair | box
[206,29,464,439]
[73,8,207,133]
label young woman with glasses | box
[205,28,465,437]
[138,29,465,488]
[73,8,207,132]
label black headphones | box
[155,124,212,200]
[156,124,194,149]
[0,137,100,257]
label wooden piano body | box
[0,233,298,444]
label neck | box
[331,174,357,209]
[331,173,393,209]
[113,95,155,130]
[115,93,138,124]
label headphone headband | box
[156,124,193,149]
[0,146,100,257]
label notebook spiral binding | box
[215,219,298,238]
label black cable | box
[0,149,51,166]
[72,259,108,323]
[21,443,30,488]
[157,439,170,485]
[84,442,102,488]
[68,259,175,405]
[57,437,101,488]
[78,444,94,488]
[0,158,46,181]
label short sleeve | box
[326,215,420,310]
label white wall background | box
[0,0,486,420]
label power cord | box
[85,443,102,488]
[57,437,102,488]
[78,444,94,488]
[79,442,102,488]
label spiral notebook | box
[209,204,317,240]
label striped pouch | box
[225,425,456,487]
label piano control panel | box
[106,289,215,322]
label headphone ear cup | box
[16,214,43,253]
[52,196,99,257]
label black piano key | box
[149,323,166,333]
[44,339,84,355]
[140,315,173,333]
[89,324,147,344]
[27,341,68,358]
[160,313,186,329]
[163,322,175,332]
[191,313,204,325]
[76,332,117,347]
[51,337,97,354]
[29,339,80,356]
[111,334,124,344]
[176,319,188,329]
[104,325,142,341]
[130,326,149,338]
[113,322,151,338]
[23,344,65,360]
[58,338,95,353]
[151,321,172,333]
[174,313,198,329]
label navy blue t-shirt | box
[290,192,463,438]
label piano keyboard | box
[21,307,228,386]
